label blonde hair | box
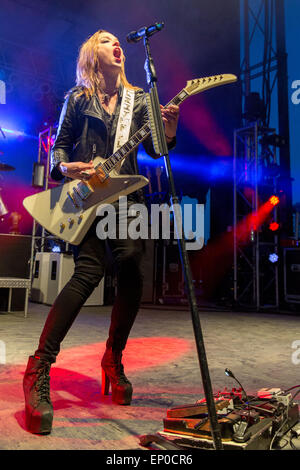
[75,29,140,99]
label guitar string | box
[94,75,230,176]
[94,94,184,176]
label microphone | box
[126,22,164,43]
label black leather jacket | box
[50,85,176,182]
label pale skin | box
[59,31,179,180]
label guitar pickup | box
[96,166,109,183]
[75,182,93,200]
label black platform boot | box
[23,355,53,434]
[101,348,133,405]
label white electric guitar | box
[23,74,237,245]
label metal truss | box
[241,0,277,119]
[37,126,58,190]
[233,0,291,309]
[240,0,292,222]
[233,122,280,309]
[30,126,60,281]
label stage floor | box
[0,302,299,450]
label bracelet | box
[165,134,176,140]
[58,163,68,175]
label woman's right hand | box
[58,161,96,180]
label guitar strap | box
[113,87,135,169]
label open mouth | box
[113,47,121,59]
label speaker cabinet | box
[284,248,300,303]
[140,239,155,303]
[0,288,27,311]
[154,240,185,304]
[162,240,184,299]
[0,234,31,278]
[31,252,104,306]
[0,234,31,311]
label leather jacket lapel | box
[83,85,124,123]
[83,94,105,121]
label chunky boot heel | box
[25,404,53,435]
[23,355,53,434]
[101,368,110,396]
[101,348,133,405]
[111,380,133,405]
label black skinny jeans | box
[35,211,144,364]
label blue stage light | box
[268,253,278,263]
[0,127,38,139]
[137,150,232,180]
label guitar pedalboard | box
[140,387,300,450]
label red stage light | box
[269,195,279,206]
[269,222,279,231]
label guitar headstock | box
[184,73,238,96]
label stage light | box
[137,150,231,180]
[269,195,279,206]
[0,127,37,139]
[32,163,45,187]
[260,133,286,148]
[51,245,61,253]
[0,78,5,104]
[268,253,279,263]
[243,92,266,122]
[269,221,279,232]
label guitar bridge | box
[67,191,79,208]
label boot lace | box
[34,363,51,403]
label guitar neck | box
[96,73,237,175]
[96,89,189,175]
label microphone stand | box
[142,35,223,450]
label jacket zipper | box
[92,143,97,160]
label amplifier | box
[0,288,27,311]
[153,240,185,304]
[31,252,104,306]
[284,248,300,303]
[0,234,31,277]
[141,238,155,303]
[0,234,31,311]
[161,240,184,302]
